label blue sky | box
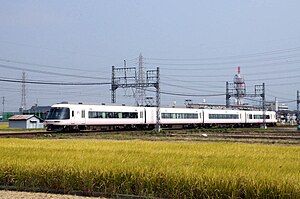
[1,0,300,111]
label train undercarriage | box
[46,122,276,132]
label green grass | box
[0,139,300,198]
[0,123,45,131]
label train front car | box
[45,103,146,132]
[44,104,73,132]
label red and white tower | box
[233,66,245,106]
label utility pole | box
[262,83,266,129]
[155,67,161,132]
[297,90,300,124]
[111,66,116,103]
[226,81,230,108]
[2,96,4,117]
[20,71,26,112]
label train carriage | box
[44,102,277,131]
[202,109,246,127]
[159,107,203,128]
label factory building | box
[22,105,51,119]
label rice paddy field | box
[0,138,299,198]
[0,123,8,129]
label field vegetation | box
[0,123,44,132]
[0,123,8,129]
[0,138,299,198]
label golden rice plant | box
[0,138,299,198]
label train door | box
[81,109,86,124]
[200,110,204,124]
[144,108,147,124]
[71,110,75,124]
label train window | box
[209,114,239,119]
[88,111,138,119]
[129,112,138,118]
[46,107,70,120]
[253,115,270,119]
[72,111,74,117]
[254,115,260,119]
[106,112,113,118]
[113,112,120,118]
[140,111,143,118]
[161,113,198,119]
[82,110,85,118]
[249,114,253,119]
[88,111,101,118]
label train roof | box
[50,102,276,113]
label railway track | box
[1,127,300,141]
[167,133,300,140]
[0,130,47,136]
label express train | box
[44,102,277,132]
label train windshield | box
[46,107,70,120]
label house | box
[9,115,44,129]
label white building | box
[9,115,44,129]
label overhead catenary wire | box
[147,59,300,70]
[0,63,109,80]
[146,89,226,97]
[245,96,297,105]
[145,46,300,61]
[0,78,110,86]
[161,81,224,93]
[0,58,101,73]
[1,44,300,109]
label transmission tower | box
[135,53,146,106]
[233,66,245,106]
[20,72,26,112]
[226,81,266,128]
[111,66,161,131]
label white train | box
[44,103,277,131]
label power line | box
[144,46,300,61]
[161,81,223,93]
[161,69,300,84]
[0,78,110,86]
[147,58,300,69]
[146,89,225,97]
[279,99,297,104]
[0,64,109,80]
[162,64,300,78]
[245,74,300,82]
[160,91,226,97]
[0,58,100,73]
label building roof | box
[9,115,41,121]
[27,105,52,113]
